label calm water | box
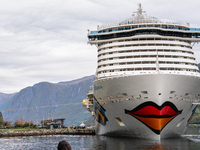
[0,128,200,150]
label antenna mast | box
[133,3,146,17]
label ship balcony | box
[98,58,197,66]
[98,46,192,56]
[87,89,93,103]
[97,40,191,50]
[98,50,195,61]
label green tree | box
[3,121,12,127]
[20,116,25,125]
[0,117,3,125]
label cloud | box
[0,0,199,93]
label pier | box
[0,129,95,137]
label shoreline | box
[0,129,95,137]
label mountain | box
[1,75,95,126]
[0,92,16,112]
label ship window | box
[122,93,127,96]
[150,55,156,57]
[135,68,141,70]
[170,91,176,94]
[158,93,161,95]
[141,55,148,58]
[141,91,148,94]
[127,62,133,64]
[185,93,189,96]
[144,68,151,70]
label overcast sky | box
[0,0,200,93]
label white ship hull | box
[93,74,200,140]
[86,3,200,140]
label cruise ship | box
[83,4,200,140]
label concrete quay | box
[0,129,95,137]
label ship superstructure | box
[83,4,200,140]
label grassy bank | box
[0,128,95,137]
[0,128,43,131]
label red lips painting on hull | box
[125,101,182,134]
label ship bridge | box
[88,27,200,43]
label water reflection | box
[0,128,199,150]
[91,135,200,150]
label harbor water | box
[0,128,200,150]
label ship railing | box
[90,26,200,35]
[97,70,200,79]
[97,17,189,30]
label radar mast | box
[133,3,146,17]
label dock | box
[0,129,95,137]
